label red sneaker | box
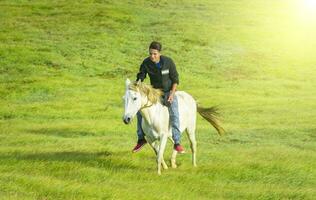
[174,144,185,154]
[132,139,147,153]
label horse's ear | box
[136,79,141,85]
[125,78,131,88]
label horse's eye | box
[133,97,137,101]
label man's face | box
[149,49,161,63]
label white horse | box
[123,79,224,175]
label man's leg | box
[132,111,147,152]
[166,92,185,153]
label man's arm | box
[170,83,177,95]
[168,83,177,103]
[169,58,179,85]
[168,58,179,103]
[136,62,147,82]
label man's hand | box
[167,92,174,103]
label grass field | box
[1,0,316,199]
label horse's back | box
[176,91,197,131]
[176,91,196,106]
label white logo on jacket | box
[161,69,169,75]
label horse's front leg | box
[150,142,168,170]
[157,134,168,175]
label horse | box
[122,79,224,175]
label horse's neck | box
[140,101,165,125]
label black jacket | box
[136,55,179,92]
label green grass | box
[1,0,315,199]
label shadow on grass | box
[1,151,136,171]
[28,128,97,138]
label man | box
[132,41,185,153]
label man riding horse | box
[132,41,185,153]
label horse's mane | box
[129,81,163,104]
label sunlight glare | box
[296,0,316,26]
[303,0,316,8]
[302,0,316,13]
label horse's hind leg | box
[171,150,178,168]
[186,126,197,167]
[167,137,178,168]
[149,141,168,170]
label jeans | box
[136,92,181,144]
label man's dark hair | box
[149,41,162,51]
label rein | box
[140,98,154,110]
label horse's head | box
[122,79,142,124]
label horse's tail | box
[197,105,225,136]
